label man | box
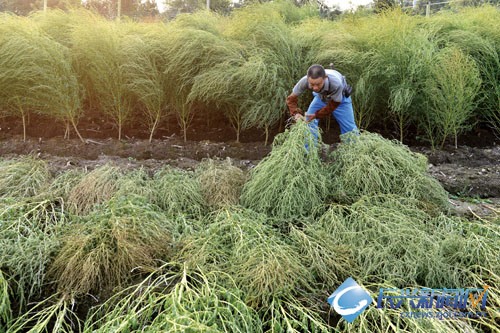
[286,64,359,144]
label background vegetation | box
[0,1,499,146]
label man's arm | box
[306,100,341,122]
[286,76,309,116]
[286,93,302,116]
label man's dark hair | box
[307,64,326,79]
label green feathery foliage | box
[163,12,238,142]
[0,156,51,198]
[223,4,306,144]
[152,167,208,218]
[424,46,482,149]
[177,207,313,308]
[39,168,85,203]
[48,195,172,298]
[428,6,500,137]
[113,167,155,202]
[288,222,353,290]
[71,13,135,140]
[84,263,262,332]
[0,270,11,330]
[328,131,448,212]
[30,9,83,47]
[0,13,84,142]
[240,120,329,220]
[0,196,68,309]
[67,164,122,215]
[318,194,499,290]
[186,46,248,142]
[7,296,81,333]
[121,27,170,142]
[195,158,245,210]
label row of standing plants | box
[0,2,499,147]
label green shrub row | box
[0,2,499,147]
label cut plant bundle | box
[318,194,500,291]
[112,167,155,202]
[84,263,262,332]
[38,168,85,203]
[48,194,172,298]
[177,207,313,308]
[152,167,208,218]
[0,156,51,199]
[0,196,68,309]
[195,158,245,210]
[240,119,329,220]
[178,206,351,331]
[66,164,122,215]
[328,131,448,212]
[0,270,10,330]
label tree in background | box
[83,0,141,19]
[136,0,159,17]
[0,0,81,15]
[374,0,397,13]
[165,0,231,15]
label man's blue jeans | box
[305,92,359,149]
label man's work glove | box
[286,93,302,117]
[306,100,341,122]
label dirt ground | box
[1,132,499,219]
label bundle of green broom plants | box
[66,163,122,215]
[241,119,329,220]
[176,206,336,331]
[38,168,85,204]
[48,194,172,299]
[112,167,156,202]
[328,131,448,212]
[0,156,52,198]
[152,166,208,219]
[84,263,262,332]
[195,158,245,210]
[177,207,311,305]
[0,195,69,310]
